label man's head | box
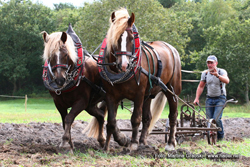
[206,55,217,62]
[206,55,218,71]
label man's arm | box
[193,81,206,105]
[210,68,230,84]
[217,74,230,84]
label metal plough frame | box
[120,97,238,145]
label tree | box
[158,0,184,8]
[201,18,250,104]
[53,2,75,11]
[52,7,81,32]
[169,1,203,98]
[200,0,237,29]
[188,0,250,104]
[74,0,192,56]
[0,0,55,95]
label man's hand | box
[193,99,199,105]
[210,68,219,77]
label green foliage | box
[0,0,249,103]
[158,0,184,8]
[0,0,55,95]
[202,18,250,102]
[177,0,250,103]
[74,0,192,56]
[52,7,81,32]
[200,0,238,29]
[53,2,75,11]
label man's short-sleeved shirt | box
[201,68,227,97]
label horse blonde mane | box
[42,32,77,63]
[106,8,130,53]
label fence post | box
[25,95,28,112]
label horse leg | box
[130,96,144,150]
[113,125,130,147]
[85,101,106,147]
[103,96,119,151]
[59,101,87,153]
[139,98,152,146]
[104,96,130,151]
[164,91,178,151]
[57,106,67,130]
[56,105,73,150]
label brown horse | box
[96,8,182,151]
[41,25,106,153]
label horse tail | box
[148,92,167,133]
[82,103,107,139]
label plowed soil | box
[0,118,250,166]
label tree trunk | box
[11,79,17,95]
[245,79,249,104]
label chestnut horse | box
[41,24,106,153]
[96,8,182,151]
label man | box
[193,55,230,141]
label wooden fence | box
[0,95,28,112]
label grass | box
[0,97,249,166]
[52,138,250,166]
[0,97,249,123]
[178,138,250,157]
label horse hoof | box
[103,144,110,152]
[99,141,106,148]
[139,143,145,147]
[59,141,66,148]
[69,149,74,155]
[130,143,138,151]
[98,138,106,148]
[59,140,74,153]
[58,145,74,154]
[165,144,175,151]
[103,147,109,152]
[124,137,131,147]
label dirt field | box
[0,118,250,166]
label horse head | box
[106,8,135,72]
[42,31,77,88]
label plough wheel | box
[206,119,217,145]
[207,130,217,145]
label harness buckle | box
[42,71,47,78]
[55,90,61,95]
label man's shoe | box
[217,138,223,142]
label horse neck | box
[106,50,119,73]
[84,57,100,83]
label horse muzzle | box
[55,77,66,87]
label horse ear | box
[41,31,49,43]
[128,13,135,27]
[61,32,67,44]
[111,12,115,23]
